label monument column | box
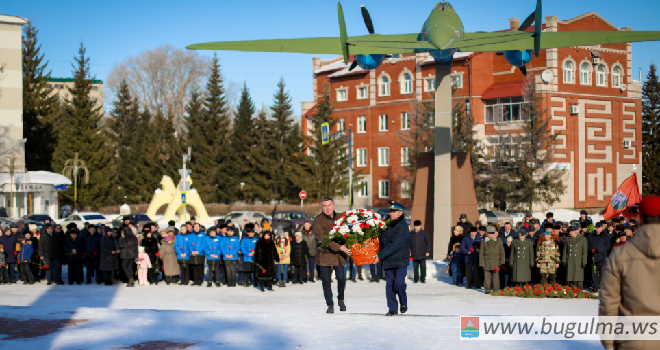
[433,60,453,260]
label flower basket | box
[350,238,379,266]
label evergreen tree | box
[244,107,277,202]
[151,110,180,197]
[52,42,111,208]
[22,21,59,171]
[642,63,660,196]
[107,81,139,204]
[397,95,435,200]
[232,82,255,182]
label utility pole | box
[180,147,192,222]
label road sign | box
[299,191,306,199]
[179,181,190,191]
[178,169,192,178]
[181,192,187,206]
[321,122,329,145]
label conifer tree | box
[52,42,111,208]
[23,21,59,171]
[107,81,139,204]
[642,63,660,196]
[151,110,180,196]
[232,82,255,182]
[244,107,277,202]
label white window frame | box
[378,180,390,198]
[400,181,411,199]
[596,64,607,87]
[563,59,574,84]
[356,148,367,167]
[378,147,389,167]
[400,71,413,94]
[401,147,410,166]
[357,116,367,133]
[401,112,410,130]
[423,77,435,92]
[484,97,525,124]
[336,88,348,102]
[580,61,591,85]
[612,65,623,88]
[357,180,368,198]
[451,73,463,88]
[356,85,368,100]
[379,114,389,132]
[379,74,391,97]
[337,118,345,132]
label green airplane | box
[187,0,660,76]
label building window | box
[337,88,348,101]
[91,86,99,91]
[580,62,591,85]
[401,72,412,94]
[612,65,622,88]
[401,147,410,166]
[596,64,606,86]
[357,148,367,167]
[378,147,389,167]
[358,180,368,198]
[337,118,345,131]
[356,86,368,99]
[357,116,367,133]
[379,114,388,131]
[55,84,64,89]
[563,60,574,84]
[378,180,390,198]
[400,181,411,199]
[46,84,53,89]
[401,112,410,130]
[484,97,524,124]
[379,76,390,96]
[451,74,462,88]
[424,78,435,92]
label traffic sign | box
[181,192,187,206]
[299,191,306,199]
[178,169,192,178]
[179,181,190,191]
[321,122,329,145]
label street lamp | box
[240,182,246,202]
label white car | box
[58,212,112,228]
[223,211,271,229]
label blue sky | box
[4,0,660,118]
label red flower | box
[250,249,254,252]
[409,257,414,261]
[591,249,596,252]
[343,234,348,238]
[155,253,160,257]
[192,243,195,245]
[94,252,97,255]
[229,247,232,249]
[262,269,266,273]
[494,267,498,271]
[180,247,183,249]
[469,248,474,251]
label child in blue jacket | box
[221,225,240,287]
[17,235,35,284]
[204,228,223,287]
[240,227,259,287]
[448,243,464,285]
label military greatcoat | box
[563,235,588,282]
[510,238,534,282]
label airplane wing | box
[186,33,435,55]
[448,30,660,52]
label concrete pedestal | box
[433,61,453,261]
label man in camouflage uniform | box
[536,231,560,285]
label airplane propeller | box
[348,5,375,71]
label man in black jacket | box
[118,226,138,287]
[410,220,430,283]
[38,224,64,285]
[64,230,85,285]
[374,201,411,316]
[587,222,611,292]
[84,225,102,284]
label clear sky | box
[4,0,660,119]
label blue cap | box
[388,200,406,211]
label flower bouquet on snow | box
[320,209,386,266]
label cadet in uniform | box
[536,230,560,285]
[373,201,410,316]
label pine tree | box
[151,110,180,197]
[232,82,255,182]
[52,42,111,208]
[184,85,218,202]
[244,107,277,202]
[22,21,59,171]
[107,81,139,204]
[642,63,660,196]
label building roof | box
[481,80,526,100]
[0,171,72,186]
[0,14,28,25]
[314,59,348,74]
[328,65,369,78]
[50,77,103,84]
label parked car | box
[57,212,112,228]
[479,210,513,226]
[21,214,54,224]
[111,213,153,231]
[271,211,309,236]
[223,211,271,229]
[21,219,44,232]
[621,204,640,223]
[0,217,13,229]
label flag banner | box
[603,173,641,220]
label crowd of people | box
[447,210,635,293]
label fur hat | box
[486,226,497,233]
[164,236,174,242]
[546,212,554,218]
[469,226,478,233]
[28,224,38,232]
[138,246,145,253]
[295,232,302,237]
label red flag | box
[604,173,641,220]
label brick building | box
[301,12,643,211]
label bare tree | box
[106,45,212,134]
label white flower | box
[338,225,350,234]
[334,220,343,226]
[347,215,359,223]
[374,213,381,219]
[367,219,377,227]
[351,225,362,233]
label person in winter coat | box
[460,226,482,289]
[448,226,464,256]
[39,224,63,285]
[0,226,18,283]
[254,231,279,291]
[479,228,505,293]
[0,243,8,284]
[140,231,160,285]
[290,232,310,284]
[186,223,207,286]
[587,222,611,292]
[83,225,102,284]
[240,227,259,287]
[174,226,191,285]
[301,220,318,282]
[118,226,139,287]
[17,235,35,284]
[221,225,240,287]
[158,235,180,285]
[456,213,472,235]
[509,230,534,287]
[274,233,291,288]
[600,195,660,350]
[448,243,463,285]
[410,220,431,283]
[26,225,41,283]
[64,229,85,285]
[204,228,223,287]
[563,224,588,289]
[136,246,152,286]
[99,229,118,285]
[536,230,561,285]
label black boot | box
[386,311,398,316]
[338,300,346,312]
[207,282,212,287]
[326,306,334,314]
[400,306,408,314]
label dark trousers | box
[292,264,304,283]
[591,262,604,291]
[465,261,481,288]
[320,264,346,307]
[178,260,190,285]
[412,259,426,282]
[0,265,9,283]
[191,263,204,285]
[259,279,272,291]
[243,262,255,286]
[5,262,16,282]
[121,259,135,282]
[44,257,62,283]
[86,257,101,283]
[207,261,222,283]
[370,261,382,281]
[19,262,34,283]
[68,261,83,284]
[303,256,315,281]
[385,266,408,312]
[103,271,114,285]
[224,260,237,286]
[147,267,157,284]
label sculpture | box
[146,175,210,224]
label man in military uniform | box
[563,224,588,289]
[373,200,410,316]
[510,228,534,286]
[479,226,505,293]
[536,231,561,285]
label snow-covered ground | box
[0,261,604,350]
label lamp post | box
[240,182,245,203]
[62,152,89,213]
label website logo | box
[461,316,479,338]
